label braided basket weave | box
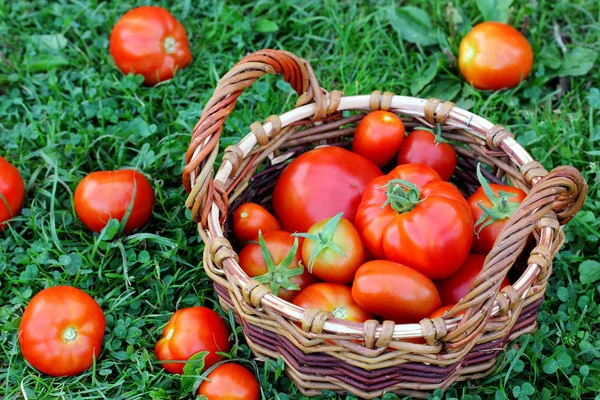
[182,49,587,398]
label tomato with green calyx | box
[233,202,281,243]
[397,128,457,181]
[19,286,106,376]
[352,260,441,323]
[468,164,527,255]
[238,231,317,302]
[155,306,230,375]
[352,110,405,167]
[355,163,473,279]
[272,146,382,233]
[110,6,192,86]
[197,363,260,400]
[293,212,364,284]
[0,156,25,231]
[293,283,374,322]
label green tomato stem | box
[254,231,303,296]
[292,212,346,273]
[381,179,423,213]
[474,163,520,235]
[62,327,78,343]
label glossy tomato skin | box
[293,283,374,322]
[110,6,192,86]
[397,130,457,181]
[197,363,260,400]
[272,146,382,233]
[355,164,473,279]
[352,260,441,323]
[468,184,527,254]
[352,111,405,167]
[19,286,106,376]
[0,156,25,231]
[155,307,230,375]
[238,231,317,302]
[233,202,281,243]
[436,254,511,305]
[458,22,533,90]
[74,169,155,235]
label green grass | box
[1,0,599,399]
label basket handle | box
[182,49,326,222]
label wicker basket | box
[182,49,587,399]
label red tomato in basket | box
[197,363,260,400]
[352,111,405,167]
[293,283,374,322]
[352,260,441,323]
[458,22,533,90]
[0,156,25,231]
[19,286,106,376]
[74,169,155,235]
[467,181,527,255]
[397,130,457,181]
[355,164,473,279]
[238,231,318,302]
[298,213,364,284]
[155,306,230,375]
[233,202,281,243]
[272,146,382,233]
[428,304,462,319]
[436,254,511,305]
[110,6,192,85]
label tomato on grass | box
[197,363,260,400]
[155,307,231,375]
[352,110,405,167]
[272,146,382,233]
[397,129,457,181]
[233,202,280,243]
[293,283,374,322]
[355,163,473,279]
[467,164,527,255]
[19,286,106,376]
[74,169,155,235]
[458,21,534,90]
[0,156,25,231]
[110,6,192,86]
[238,231,317,302]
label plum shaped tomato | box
[74,169,155,235]
[352,260,441,323]
[0,156,25,231]
[197,363,260,400]
[468,165,527,255]
[19,286,106,376]
[293,282,374,322]
[458,21,533,91]
[352,110,405,167]
[435,253,511,305]
[238,231,317,302]
[233,202,281,243]
[155,306,231,375]
[272,146,382,233]
[109,6,192,86]
[397,129,457,181]
[355,163,473,279]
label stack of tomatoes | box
[233,110,525,328]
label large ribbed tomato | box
[272,146,382,233]
[0,156,25,231]
[355,164,473,279]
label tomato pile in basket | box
[234,110,527,325]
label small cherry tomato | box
[109,6,192,85]
[0,156,25,231]
[397,130,457,181]
[351,260,441,323]
[238,231,318,302]
[74,169,155,235]
[155,307,231,375]
[19,286,106,376]
[352,111,405,167]
[293,283,374,322]
[435,254,511,305]
[233,202,281,243]
[296,212,364,284]
[197,363,260,400]
[458,21,533,90]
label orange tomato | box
[0,156,25,230]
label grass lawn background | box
[1,0,599,399]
